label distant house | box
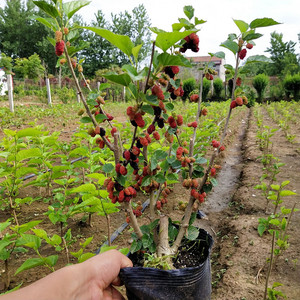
[0,68,8,96]
[184,56,226,82]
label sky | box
[78,0,300,66]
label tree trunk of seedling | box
[264,231,276,300]
[106,215,111,246]
[62,237,70,264]
[58,66,62,89]
[4,259,10,291]
[82,167,85,184]
[88,213,92,227]
[60,222,63,238]
[9,196,19,226]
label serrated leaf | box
[141,105,154,115]
[0,220,11,232]
[258,224,266,236]
[71,183,96,193]
[16,128,42,138]
[95,114,108,122]
[102,164,114,173]
[195,18,206,25]
[279,190,297,197]
[44,254,58,266]
[183,5,194,20]
[172,23,185,31]
[130,240,142,253]
[186,226,199,241]
[245,55,272,64]
[233,19,249,33]
[243,32,263,41]
[15,257,44,275]
[103,72,131,87]
[83,27,134,57]
[271,184,280,191]
[15,220,43,234]
[33,1,59,19]
[250,18,280,29]
[33,16,57,31]
[141,175,151,187]
[157,52,192,67]
[155,30,197,52]
[80,116,92,124]
[281,181,290,187]
[63,0,91,19]
[78,252,95,263]
[132,44,143,62]
[220,40,239,55]
[145,94,159,106]
[16,148,41,162]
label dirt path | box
[208,107,300,300]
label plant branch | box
[125,201,143,239]
[144,41,156,93]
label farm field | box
[0,99,299,299]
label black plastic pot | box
[119,229,213,300]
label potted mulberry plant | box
[34,1,279,298]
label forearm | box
[0,265,83,300]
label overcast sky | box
[78,0,300,65]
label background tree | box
[110,4,152,67]
[265,32,299,76]
[0,52,13,73]
[0,0,56,74]
[80,10,113,77]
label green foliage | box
[202,77,211,101]
[13,53,45,80]
[253,73,269,102]
[213,78,223,99]
[265,32,299,76]
[0,53,13,73]
[283,73,300,100]
[182,77,196,101]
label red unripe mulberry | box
[55,31,62,42]
[120,165,127,176]
[118,190,125,202]
[55,40,65,56]
[230,100,237,109]
[123,150,131,161]
[210,168,216,177]
[176,115,183,126]
[238,49,247,60]
[219,145,225,152]
[153,131,160,140]
[246,43,253,49]
[212,140,220,148]
[147,124,155,134]
[190,94,199,103]
[111,127,117,136]
[151,85,165,100]
[236,97,243,106]
[115,163,121,174]
[156,200,162,210]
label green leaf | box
[165,102,174,111]
[155,30,197,52]
[15,220,42,234]
[132,44,143,62]
[250,18,280,29]
[119,248,130,256]
[220,40,239,55]
[16,148,41,162]
[78,252,95,263]
[130,240,142,253]
[95,114,108,122]
[195,18,206,25]
[45,255,58,267]
[103,72,131,87]
[33,1,59,18]
[168,224,178,241]
[183,5,194,20]
[166,173,178,184]
[157,52,192,67]
[16,167,37,179]
[211,51,225,59]
[172,23,185,31]
[33,17,57,31]
[154,173,166,184]
[279,190,297,197]
[0,220,11,233]
[17,234,41,250]
[80,116,92,124]
[71,183,96,193]
[141,175,151,187]
[210,178,218,187]
[63,0,91,19]
[81,236,93,248]
[281,181,290,187]
[141,105,154,115]
[102,164,114,173]
[243,32,263,41]
[16,128,42,138]
[271,184,280,191]
[154,150,168,160]
[83,27,134,57]
[142,234,153,248]
[245,55,272,64]
[258,224,266,236]
[233,19,249,33]
[186,226,199,241]
[122,64,146,82]
[145,94,159,106]
[15,257,44,275]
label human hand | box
[0,249,132,300]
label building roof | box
[186,56,223,63]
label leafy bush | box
[182,78,196,101]
[253,73,269,102]
[283,73,300,101]
[213,78,223,99]
[269,84,284,101]
[202,78,211,101]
